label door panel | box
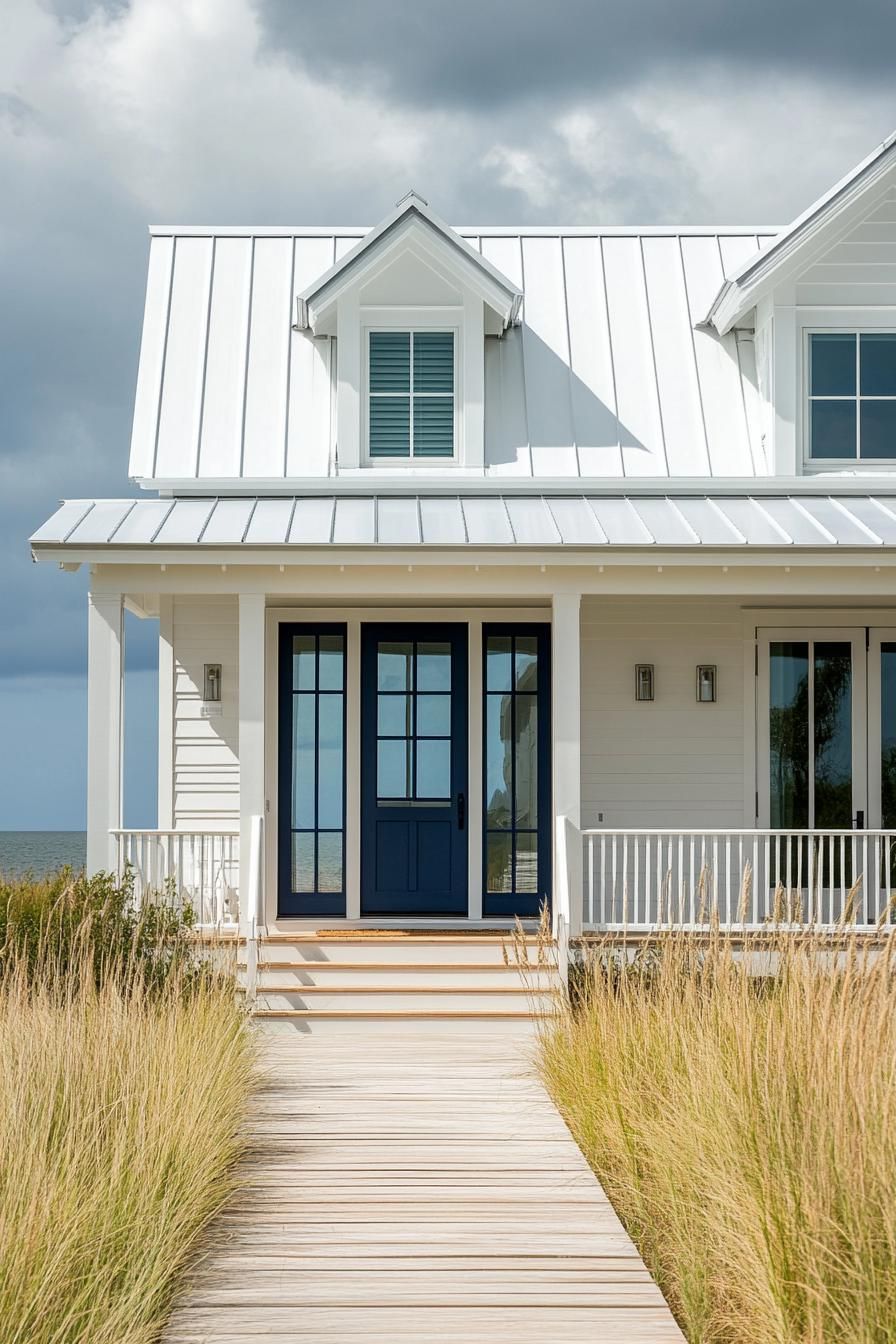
[361,624,468,916]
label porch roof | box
[30,492,896,555]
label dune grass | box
[0,871,257,1344]
[537,922,896,1343]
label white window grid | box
[366,328,457,462]
[807,328,896,464]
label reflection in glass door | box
[760,629,866,900]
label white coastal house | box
[28,133,896,1014]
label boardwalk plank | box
[164,1027,684,1343]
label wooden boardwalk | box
[166,1026,684,1343]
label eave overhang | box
[30,491,896,566]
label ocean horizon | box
[0,831,87,876]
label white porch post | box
[239,594,266,932]
[86,591,124,875]
[551,592,582,935]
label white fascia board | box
[297,202,522,330]
[136,475,896,498]
[705,130,896,334]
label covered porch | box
[29,487,896,941]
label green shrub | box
[0,868,203,994]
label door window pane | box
[378,694,409,736]
[486,635,512,691]
[317,694,344,828]
[291,695,315,828]
[515,833,539,893]
[378,739,411,799]
[416,694,450,737]
[292,833,315,892]
[486,833,513,893]
[416,642,451,691]
[318,634,344,690]
[514,637,538,691]
[317,833,343,893]
[514,696,538,829]
[813,643,852,828]
[378,642,412,691]
[485,695,512,829]
[292,635,316,690]
[416,739,450,799]
[770,642,809,828]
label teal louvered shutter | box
[413,331,454,458]
[368,330,454,459]
[369,331,410,457]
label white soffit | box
[30,494,896,553]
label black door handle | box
[854,809,865,830]
[457,792,466,830]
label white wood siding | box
[172,596,239,829]
[797,189,896,305]
[580,598,747,830]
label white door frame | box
[756,626,867,829]
[263,604,549,927]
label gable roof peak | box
[395,189,429,209]
[295,192,523,333]
[706,128,896,333]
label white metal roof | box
[31,494,896,553]
[129,225,776,487]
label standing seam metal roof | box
[30,494,896,550]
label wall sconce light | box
[635,664,654,702]
[696,665,717,703]
[204,663,222,703]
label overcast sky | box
[2,0,896,829]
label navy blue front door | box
[361,625,468,916]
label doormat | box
[315,927,530,938]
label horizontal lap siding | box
[580,598,747,830]
[172,597,239,830]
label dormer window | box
[808,331,896,462]
[367,329,456,461]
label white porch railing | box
[111,830,240,928]
[582,829,896,932]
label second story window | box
[808,331,896,462]
[368,330,455,461]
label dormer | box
[295,192,522,471]
[706,131,896,476]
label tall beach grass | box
[0,870,257,1344]
[537,918,896,1343]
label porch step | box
[238,931,559,1031]
[242,934,546,966]
[244,962,557,989]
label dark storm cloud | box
[255,0,896,109]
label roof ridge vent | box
[395,188,429,208]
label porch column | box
[86,591,123,875]
[239,594,266,932]
[551,592,582,934]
